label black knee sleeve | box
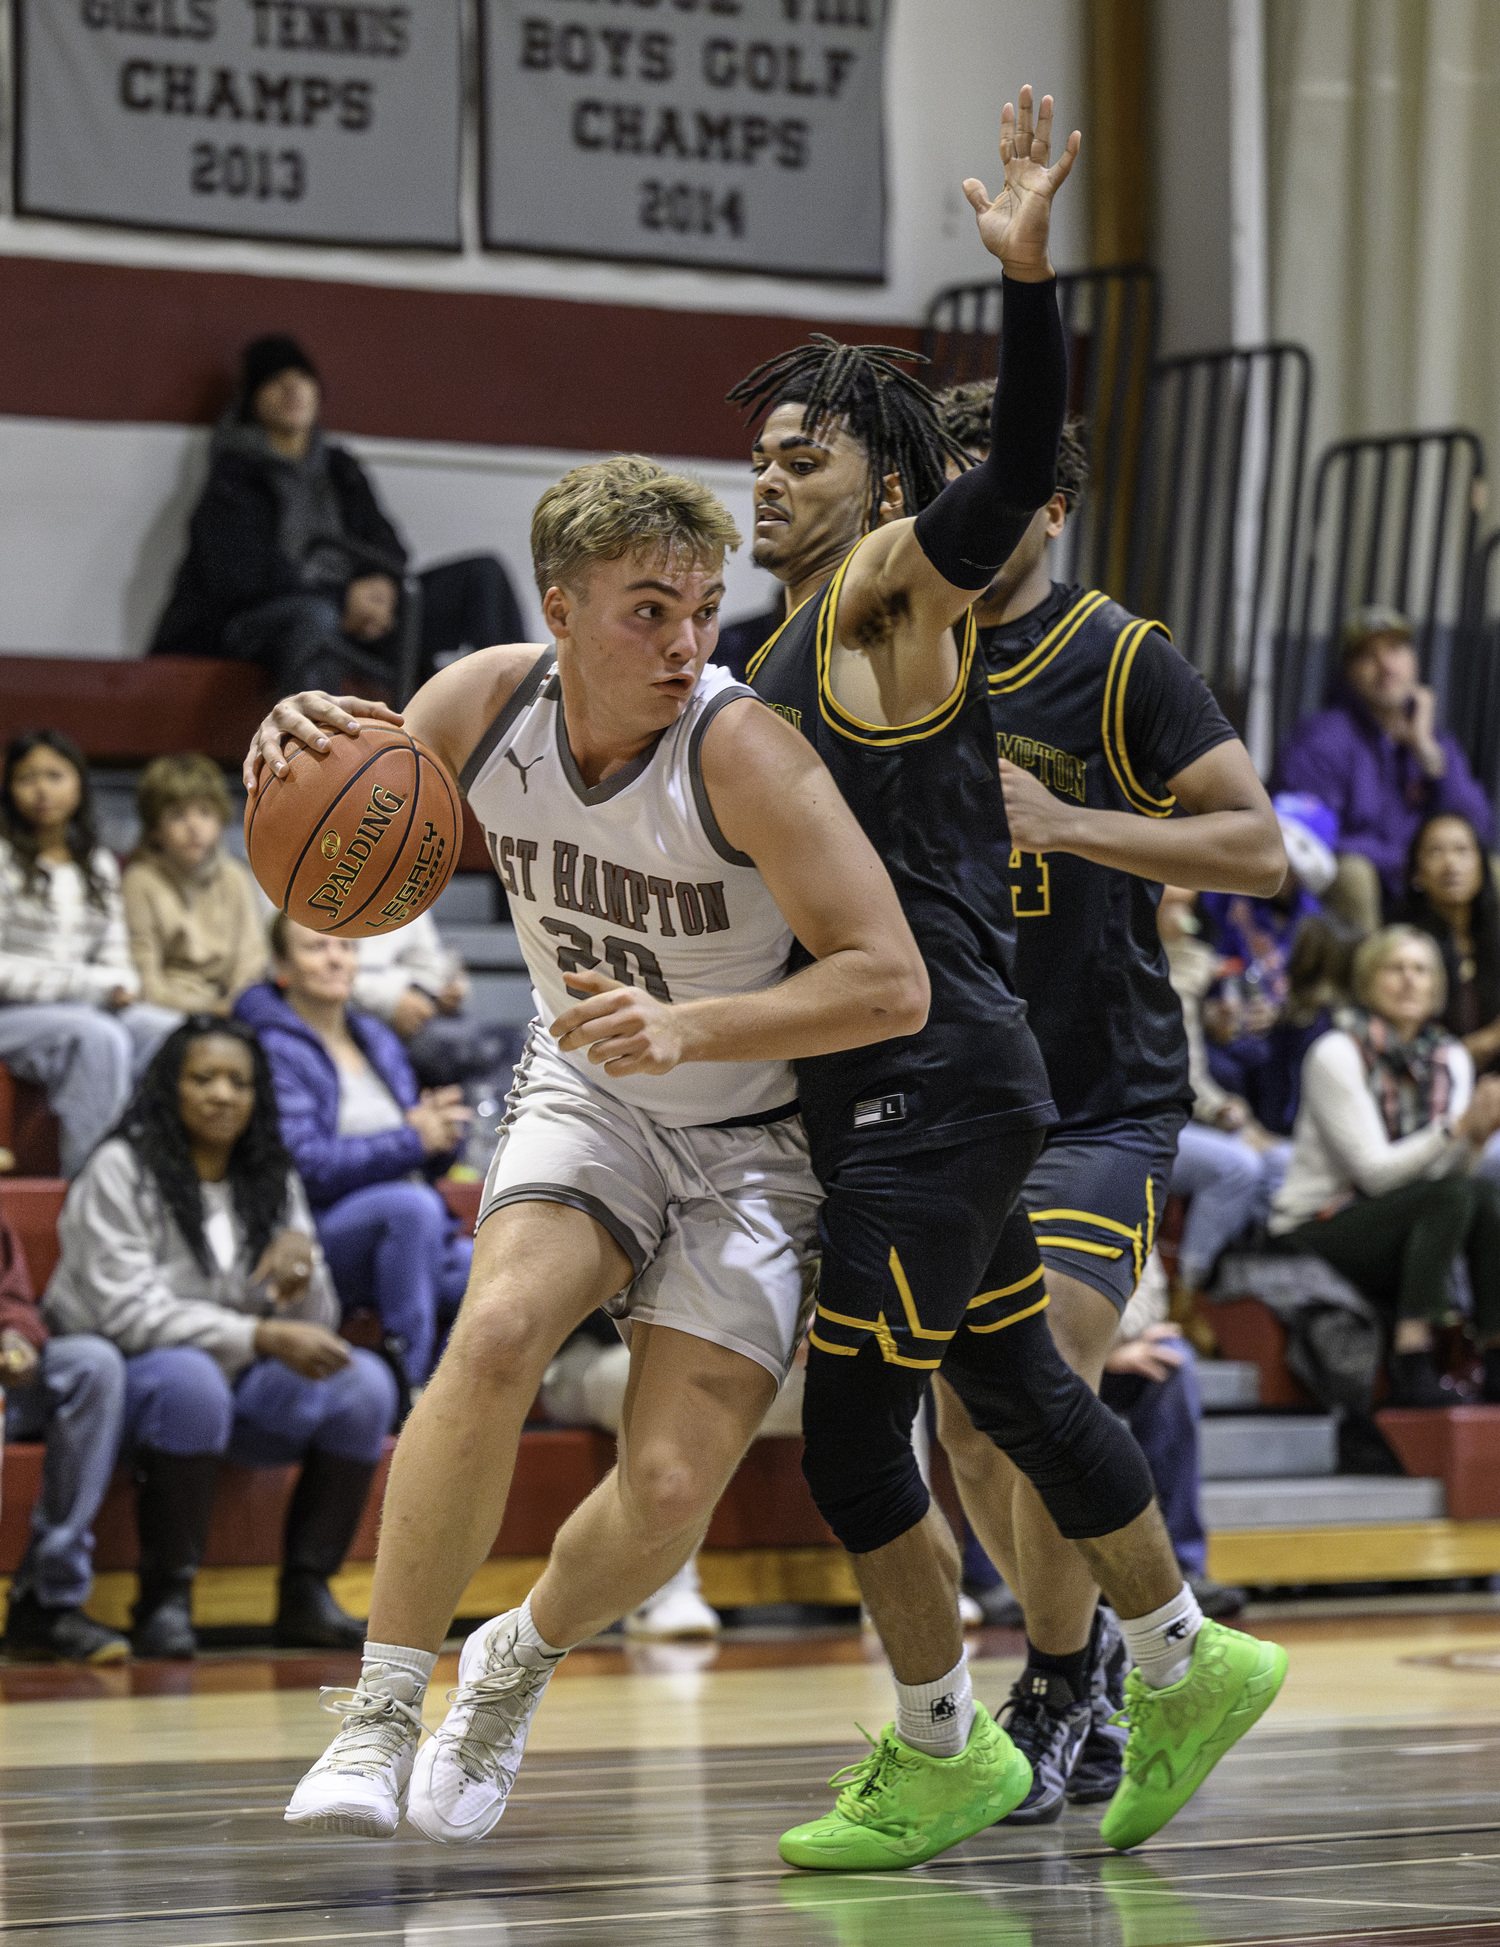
[800,1340,931,1556]
[945,1312,1154,1539]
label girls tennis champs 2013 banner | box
[15,1,463,247]
[481,0,888,280]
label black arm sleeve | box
[912,275,1067,590]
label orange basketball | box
[245,726,461,938]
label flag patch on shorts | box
[853,1093,906,1128]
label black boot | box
[1388,1350,1449,1409]
[275,1451,378,1650]
[131,1449,220,1660]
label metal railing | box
[1454,528,1500,800]
[1127,344,1311,745]
[1277,429,1487,753]
[921,264,1158,597]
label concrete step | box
[1203,1474,1446,1531]
[1200,1414,1337,1481]
[1198,1360,1261,1412]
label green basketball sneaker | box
[779,1704,1032,1872]
[1100,1618,1288,1851]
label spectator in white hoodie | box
[0,732,179,1175]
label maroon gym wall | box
[0,256,920,459]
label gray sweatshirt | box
[44,1139,337,1377]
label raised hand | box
[964,83,1081,283]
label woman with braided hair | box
[733,85,1290,1867]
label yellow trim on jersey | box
[987,589,1111,694]
[745,590,818,684]
[1029,1207,1141,1241]
[968,1292,1051,1334]
[1103,619,1177,818]
[967,1263,1044,1308]
[808,1329,859,1357]
[888,1248,957,1340]
[812,537,979,747]
[1034,1235,1125,1259]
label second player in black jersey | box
[932,388,1286,1821]
[987,581,1235,1129]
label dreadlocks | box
[727,335,973,527]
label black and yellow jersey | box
[749,542,1056,1167]
[983,580,1236,1129]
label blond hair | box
[136,752,233,842]
[1351,923,1448,1016]
[530,455,741,601]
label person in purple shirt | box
[235,918,473,1389]
[1275,606,1493,931]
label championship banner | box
[481,0,887,279]
[14,1,463,247]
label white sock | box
[1119,1586,1204,1690]
[894,1652,974,1759]
[513,1595,569,1668]
[360,1640,438,1706]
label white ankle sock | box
[361,1640,438,1705]
[513,1596,568,1666]
[894,1652,974,1759]
[1119,1586,1204,1690]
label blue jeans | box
[316,1180,472,1384]
[0,1002,180,1177]
[1101,1342,1207,1578]
[1172,1122,1289,1291]
[6,1336,127,1607]
[122,1345,396,1464]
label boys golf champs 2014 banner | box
[481,0,888,279]
[15,1,463,247]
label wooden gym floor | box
[1,1606,1499,1945]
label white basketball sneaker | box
[623,1557,721,1640]
[284,1664,426,1837]
[407,1610,562,1844]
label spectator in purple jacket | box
[1275,606,1493,932]
[234,919,472,1386]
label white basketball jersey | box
[463,654,796,1127]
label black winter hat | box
[238,334,320,417]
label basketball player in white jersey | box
[246,457,930,1842]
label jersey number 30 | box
[541,918,674,1001]
[1009,848,1051,918]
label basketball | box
[244,725,461,937]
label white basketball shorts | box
[477,1027,821,1383]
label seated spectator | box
[1274,607,1493,931]
[123,754,267,1016]
[150,334,525,698]
[1201,792,1336,1111]
[0,732,180,1177]
[1159,886,1289,1302]
[43,1017,397,1655]
[1268,925,1500,1407]
[353,911,507,1092]
[1399,812,1500,1075]
[1098,1252,1245,1619]
[0,1209,130,1665]
[236,919,472,1387]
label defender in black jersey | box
[932,388,1286,1818]
[734,90,1287,1868]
